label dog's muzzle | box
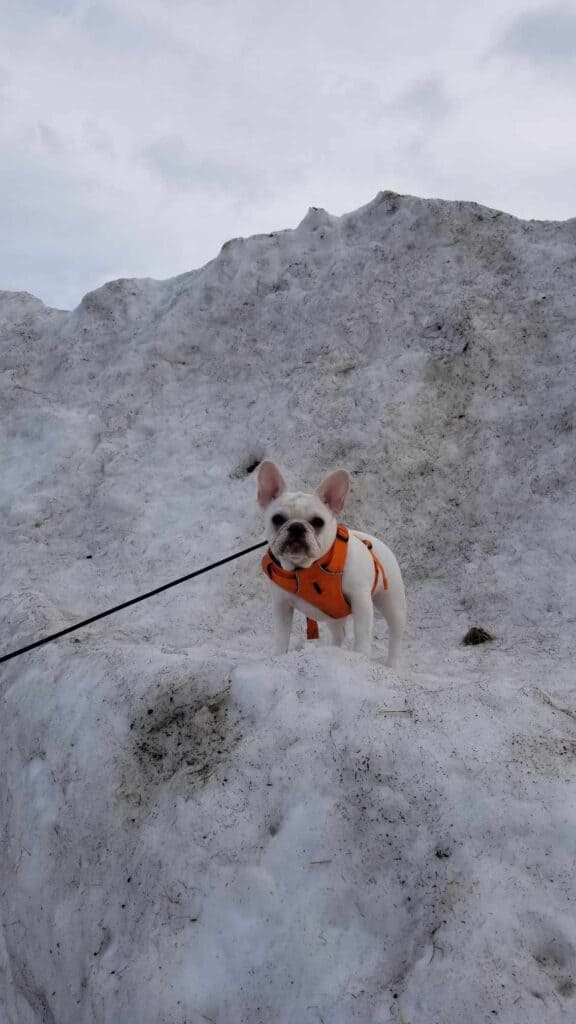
[277,521,316,559]
[287,522,307,539]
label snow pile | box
[1,191,575,1022]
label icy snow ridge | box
[1,191,575,1022]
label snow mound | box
[1,191,575,1022]
[2,645,575,1023]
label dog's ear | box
[257,461,287,508]
[315,469,350,515]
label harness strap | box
[361,537,388,594]
[319,524,349,574]
[307,540,388,639]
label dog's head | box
[257,460,350,569]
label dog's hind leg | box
[350,591,375,658]
[374,586,406,668]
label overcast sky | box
[1,0,575,308]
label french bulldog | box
[258,460,406,666]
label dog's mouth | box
[280,539,312,559]
[273,531,317,567]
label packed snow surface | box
[1,191,575,1023]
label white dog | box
[258,461,406,666]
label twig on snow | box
[535,689,576,723]
[428,923,444,965]
[394,1001,411,1024]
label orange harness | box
[262,524,387,639]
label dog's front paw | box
[353,643,372,658]
[273,641,290,656]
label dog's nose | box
[288,521,306,537]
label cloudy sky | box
[1,0,575,308]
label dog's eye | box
[271,513,286,528]
[310,516,325,530]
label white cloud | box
[0,0,574,308]
[498,5,576,64]
[142,136,267,201]
[389,75,456,123]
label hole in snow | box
[231,452,265,479]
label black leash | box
[0,540,268,666]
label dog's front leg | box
[272,594,294,654]
[350,590,374,657]
[326,620,346,647]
